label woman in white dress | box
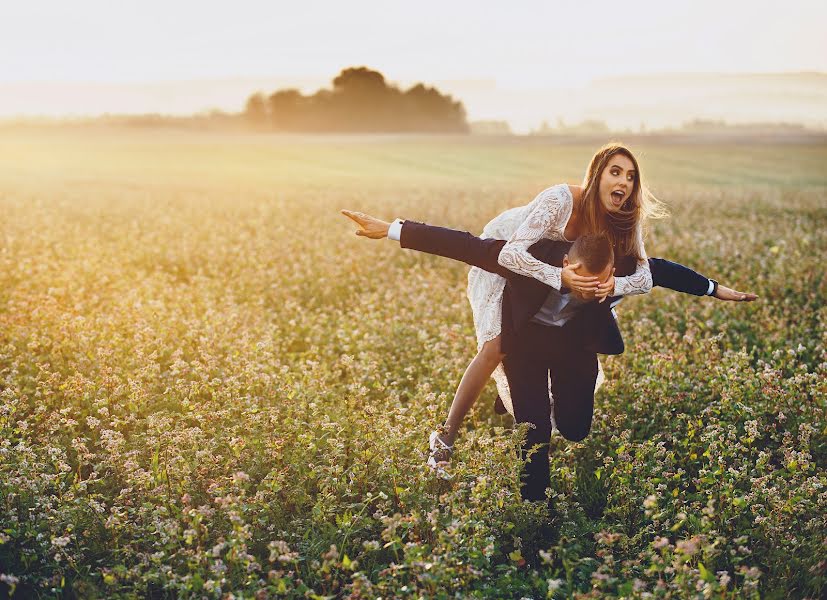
[343,142,757,471]
[421,143,660,467]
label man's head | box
[563,233,614,300]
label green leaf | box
[698,561,714,582]
[618,581,633,595]
[670,519,685,532]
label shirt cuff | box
[706,279,715,296]
[388,218,404,242]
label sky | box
[1,1,825,129]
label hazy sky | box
[3,0,825,85]
[1,1,825,128]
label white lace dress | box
[466,183,653,421]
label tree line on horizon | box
[243,67,469,133]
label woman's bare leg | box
[438,335,505,447]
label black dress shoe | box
[494,395,507,415]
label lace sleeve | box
[496,185,571,290]
[613,225,653,296]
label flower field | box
[0,131,825,598]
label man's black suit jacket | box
[398,220,711,355]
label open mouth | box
[611,190,625,206]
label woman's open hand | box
[714,284,758,302]
[341,209,391,239]
[561,262,600,296]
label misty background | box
[2,1,826,134]
[3,72,825,135]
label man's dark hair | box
[569,233,614,274]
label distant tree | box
[244,92,268,127]
[268,89,304,130]
[328,67,397,131]
[332,67,387,93]
[246,67,469,133]
[407,83,467,132]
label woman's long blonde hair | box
[578,142,667,260]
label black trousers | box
[502,321,598,502]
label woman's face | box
[598,153,636,213]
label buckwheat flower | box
[798,422,814,445]
[322,544,340,564]
[268,540,298,562]
[426,508,439,527]
[210,560,227,575]
[246,560,261,574]
[232,471,250,485]
[653,536,670,550]
[547,579,563,592]
[52,536,71,548]
[675,537,699,556]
